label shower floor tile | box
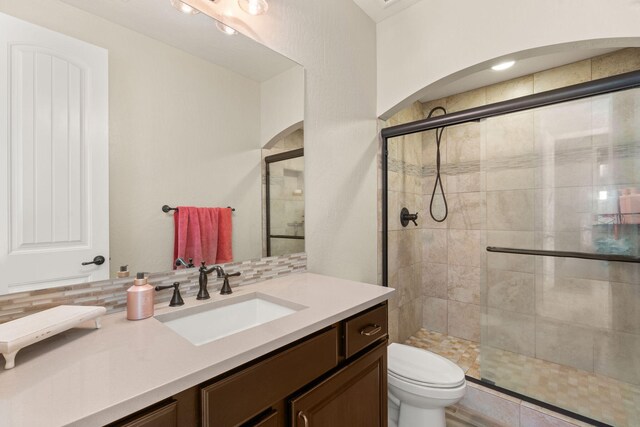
[405,329,640,427]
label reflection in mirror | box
[0,0,304,295]
[262,128,305,257]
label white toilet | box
[387,343,466,427]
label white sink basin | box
[155,292,305,346]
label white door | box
[0,13,109,294]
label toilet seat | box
[387,343,465,389]
[388,369,465,389]
[388,371,466,401]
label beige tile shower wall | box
[0,253,306,325]
[383,102,425,343]
[382,49,640,381]
[420,89,487,344]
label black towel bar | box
[162,205,235,213]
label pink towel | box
[173,207,233,268]
[216,208,233,263]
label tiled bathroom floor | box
[406,329,640,427]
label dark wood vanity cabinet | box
[108,303,388,427]
[290,341,387,427]
[201,326,340,426]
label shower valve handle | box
[400,207,418,227]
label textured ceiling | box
[352,0,422,23]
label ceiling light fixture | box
[491,60,515,71]
[216,21,237,35]
[170,0,200,15]
[238,0,269,16]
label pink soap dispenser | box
[127,273,154,320]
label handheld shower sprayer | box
[426,106,448,222]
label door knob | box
[82,256,106,266]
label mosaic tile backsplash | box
[0,252,306,325]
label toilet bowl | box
[387,343,466,427]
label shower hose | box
[427,106,448,222]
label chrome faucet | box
[198,262,224,300]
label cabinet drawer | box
[344,304,387,358]
[118,400,178,427]
[252,409,278,426]
[202,326,339,426]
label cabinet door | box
[290,340,387,427]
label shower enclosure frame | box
[379,69,640,426]
[264,148,304,256]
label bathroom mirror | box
[0,0,304,295]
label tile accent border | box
[0,252,307,324]
[387,142,640,179]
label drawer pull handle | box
[298,411,310,426]
[360,324,382,336]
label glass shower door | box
[480,87,640,426]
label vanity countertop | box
[0,272,394,426]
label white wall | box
[189,0,379,284]
[260,66,304,148]
[0,0,263,275]
[378,0,640,118]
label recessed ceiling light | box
[491,60,515,71]
[238,0,269,15]
[170,0,199,15]
[216,21,237,35]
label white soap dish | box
[0,305,106,369]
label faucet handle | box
[400,207,419,227]
[155,282,185,307]
[220,271,241,295]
